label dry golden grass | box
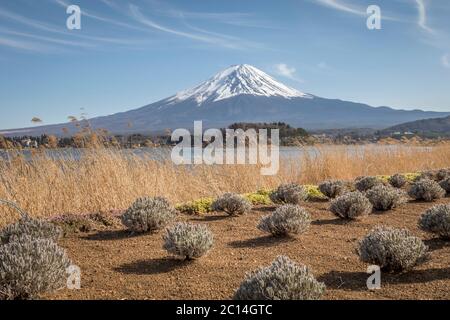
[1,144,450,225]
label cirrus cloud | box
[274,63,303,82]
[442,54,450,69]
[415,0,434,33]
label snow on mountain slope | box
[1,64,449,137]
[166,64,312,106]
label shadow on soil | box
[82,229,141,241]
[318,267,450,291]
[228,235,295,248]
[408,199,445,204]
[115,258,192,275]
[256,206,277,212]
[424,238,449,251]
[190,215,230,222]
[312,218,351,226]
[317,271,368,291]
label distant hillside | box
[2,64,449,137]
[381,115,450,137]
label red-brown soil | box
[49,199,450,300]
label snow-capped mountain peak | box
[168,64,312,105]
[2,63,449,137]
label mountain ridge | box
[381,115,450,136]
[1,64,449,136]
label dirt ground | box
[49,198,450,300]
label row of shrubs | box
[0,193,448,300]
[117,189,450,300]
[121,197,214,260]
[185,176,445,223]
[326,177,448,220]
[239,172,450,299]
[237,222,434,299]
[1,168,449,300]
[120,196,324,299]
[357,201,450,273]
[175,168,450,215]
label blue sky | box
[0,0,449,130]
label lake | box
[0,145,428,163]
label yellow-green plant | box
[243,193,272,205]
[403,173,420,182]
[376,175,391,183]
[176,198,214,215]
[303,185,327,201]
[255,188,272,197]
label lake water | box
[0,145,427,163]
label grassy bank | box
[1,144,450,225]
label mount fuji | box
[2,64,449,136]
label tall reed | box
[1,144,449,225]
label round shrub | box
[439,177,450,193]
[354,176,383,192]
[436,168,450,181]
[408,179,445,202]
[121,196,176,233]
[388,174,407,188]
[269,183,308,204]
[234,256,325,300]
[329,191,372,219]
[357,226,428,272]
[365,185,407,211]
[419,204,450,239]
[0,235,71,300]
[163,222,213,260]
[0,216,62,245]
[50,214,93,235]
[417,170,438,182]
[318,180,347,199]
[211,193,252,216]
[258,204,311,237]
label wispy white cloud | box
[314,0,401,22]
[274,63,303,82]
[315,0,434,32]
[163,10,279,29]
[175,13,266,50]
[99,0,119,10]
[0,36,49,52]
[128,5,246,49]
[0,0,261,53]
[53,0,148,32]
[0,28,95,48]
[415,0,434,33]
[182,21,243,42]
[314,0,447,57]
[408,0,450,58]
[0,7,65,34]
[315,0,366,16]
[442,54,450,69]
[159,10,247,20]
[0,5,149,51]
